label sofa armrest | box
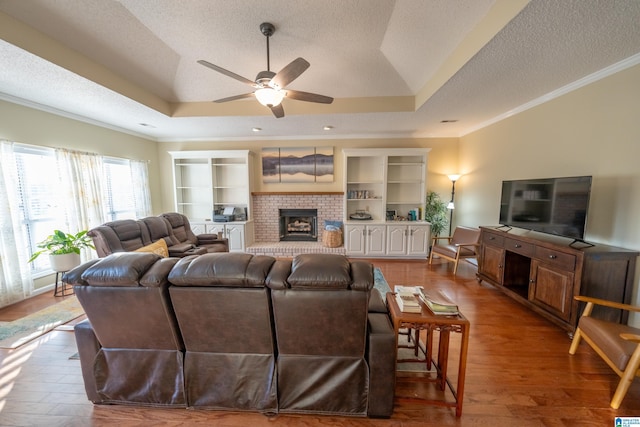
[367,312,396,418]
[196,233,221,243]
[369,288,388,313]
[62,258,102,286]
[167,242,197,257]
[351,260,374,291]
[74,320,103,403]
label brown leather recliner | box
[138,216,207,257]
[64,252,186,407]
[88,213,229,258]
[88,219,151,257]
[65,252,396,417]
[168,253,278,412]
[161,212,229,253]
[266,254,396,417]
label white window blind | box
[13,145,59,273]
[6,145,151,275]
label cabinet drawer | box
[482,233,504,247]
[504,238,534,256]
[534,247,576,270]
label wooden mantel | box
[251,192,344,196]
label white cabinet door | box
[190,222,207,235]
[345,224,366,255]
[366,225,387,256]
[407,225,430,257]
[204,223,226,237]
[386,225,407,256]
[225,224,246,252]
[204,223,245,252]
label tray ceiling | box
[0,0,639,141]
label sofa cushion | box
[81,252,161,287]
[135,239,169,257]
[288,254,351,289]
[579,316,640,371]
[168,253,276,288]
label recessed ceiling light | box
[440,120,458,123]
[252,127,262,132]
[323,125,333,131]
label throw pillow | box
[135,239,169,257]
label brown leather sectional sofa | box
[64,252,396,418]
[88,212,229,257]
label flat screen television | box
[499,176,592,241]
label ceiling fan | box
[198,22,333,118]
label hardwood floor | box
[1,258,639,426]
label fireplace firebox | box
[279,209,317,241]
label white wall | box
[0,99,162,291]
[457,62,640,323]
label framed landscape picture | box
[261,146,334,183]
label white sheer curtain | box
[0,143,152,307]
[55,148,106,262]
[0,141,34,306]
[130,159,152,218]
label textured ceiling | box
[0,0,639,142]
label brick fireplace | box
[251,193,343,243]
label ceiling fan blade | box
[269,57,310,89]
[286,89,334,104]
[270,103,285,118]
[214,93,255,103]
[197,60,256,87]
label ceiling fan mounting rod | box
[260,22,275,72]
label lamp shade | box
[448,174,461,182]
[255,88,285,107]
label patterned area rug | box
[0,296,84,349]
[374,267,391,295]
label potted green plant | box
[424,190,449,238]
[28,230,95,272]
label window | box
[103,157,138,221]
[13,145,59,273]
[9,144,150,275]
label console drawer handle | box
[514,244,521,248]
[489,237,495,240]
[548,254,557,259]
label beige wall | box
[0,100,163,213]
[157,137,459,214]
[458,63,640,321]
[0,100,162,291]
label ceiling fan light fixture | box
[255,88,285,107]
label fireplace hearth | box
[279,209,317,242]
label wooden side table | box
[386,292,470,417]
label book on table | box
[394,291,422,313]
[417,288,459,315]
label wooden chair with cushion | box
[428,226,480,275]
[569,295,640,409]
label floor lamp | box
[447,174,461,236]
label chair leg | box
[453,257,459,275]
[428,249,434,265]
[611,345,640,409]
[568,328,583,355]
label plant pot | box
[49,253,81,272]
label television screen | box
[499,176,592,240]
